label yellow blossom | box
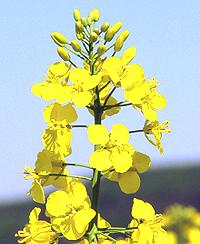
[88,124,134,173]
[31,62,72,104]
[16,207,58,243]
[42,102,76,158]
[143,120,170,154]
[69,68,101,108]
[102,57,145,90]
[104,152,150,194]
[46,179,96,240]
[129,198,166,244]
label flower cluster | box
[17,8,171,244]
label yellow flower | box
[24,166,45,204]
[24,150,71,203]
[35,149,71,188]
[102,57,145,90]
[129,198,166,244]
[16,207,58,243]
[88,124,134,173]
[46,179,96,240]
[69,68,101,108]
[104,152,150,194]
[31,62,72,104]
[143,120,170,154]
[42,102,77,158]
[125,78,166,121]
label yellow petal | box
[29,207,41,224]
[120,64,145,90]
[111,149,132,173]
[131,198,155,220]
[142,103,158,121]
[46,190,71,217]
[87,125,109,145]
[119,171,140,194]
[102,57,123,85]
[89,149,112,171]
[48,62,70,77]
[72,91,93,108]
[29,179,45,204]
[132,151,151,173]
[43,102,77,126]
[121,46,136,65]
[110,124,130,144]
[73,209,96,233]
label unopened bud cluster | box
[50,8,131,63]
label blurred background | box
[0,0,200,243]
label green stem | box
[43,173,92,181]
[129,129,144,134]
[62,162,93,170]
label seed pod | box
[75,21,84,33]
[97,45,107,55]
[71,39,81,52]
[51,32,67,47]
[57,47,70,61]
[81,17,87,27]
[104,22,123,42]
[73,9,81,21]
[114,30,130,52]
[100,22,110,32]
[90,32,98,42]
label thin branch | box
[69,60,77,68]
[99,81,111,92]
[103,102,132,111]
[63,162,93,170]
[129,129,144,134]
[47,173,92,181]
[102,87,116,108]
[71,125,88,128]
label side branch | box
[129,129,144,134]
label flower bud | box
[81,17,87,27]
[90,32,98,42]
[73,9,81,21]
[51,32,67,47]
[100,22,110,32]
[71,39,81,52]
[57,47,70,61]
[104,22,123,42]
[114,30,130,52]
[97,45,107,55]
[76,33,84,40]
[87,17,92,26]
[92,8,100,22]
[75,21,84,33]
[93,28,100,35]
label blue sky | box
[0,0,200,202]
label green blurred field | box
[1,165,200,243]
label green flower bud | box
[87,17,92,26]
[51,32,67,47]
[75,21,84,33]
[71,39,81,52]
[97,45,107,55]
[81,17,87,27]
[93,28,100,35]
[73,9,81,21]
[100,22,110,32]
[104,22,123,42]
[90,32,98,42]
[114,30,130,52]
[57,47,70,61]
[76,33,84,40]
